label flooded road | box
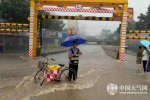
[0,53,38,93]
[0,44,150,100]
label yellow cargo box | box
[47,65,61,71]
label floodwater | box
[0,44,150,100]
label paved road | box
[0,44,150,100]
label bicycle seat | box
[59,64,65,67]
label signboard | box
[127,8,134,22]
[42,29,59,38]
[66,28,76,35]
[113,8,134,22]
[75,3,82,10]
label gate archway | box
[29,0,129,61]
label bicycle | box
[34,55,77,86]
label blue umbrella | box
[61,35,87,47]
[140,40,150,50]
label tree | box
[127,22,136,31]
[0,1,65,31]
[136,4,150,30]
[124,4,150,30]
[38,11,65,31]
[0,0,29,23]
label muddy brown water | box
[0,44,150,100]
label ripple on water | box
[1,65,104,100]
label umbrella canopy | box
[140,40,150,50]
[61,35,87,47]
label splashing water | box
[1,64,105,100]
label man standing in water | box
[68,41,82,81]
[146,45,150,72]
[142,47,149,72]
[136,46,143,70]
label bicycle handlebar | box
[41,55,56,63]
[41,55,65,67]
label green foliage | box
[125,4,150,30]
[0,0,29,23]
[127,22,136,30]
[0,1,65,31]
[135,4,150,30]
[42,19,65,31]
[38,11,65,31]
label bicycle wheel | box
[34,70,45,85]
[59,68,76,82]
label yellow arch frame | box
[30,0,128,61]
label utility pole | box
[39,19,43,47]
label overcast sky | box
[48,0,150,36]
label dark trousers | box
[143,60,147,72]
[69,64,78,80]
[147,57,150,72]
[0,46,3,53]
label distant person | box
[146,45,150,72]
[142,47,149,72]
[0,43,4,53]
[68,41,82,81]
[136,46,143,66]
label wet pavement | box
[0,44,150,100]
